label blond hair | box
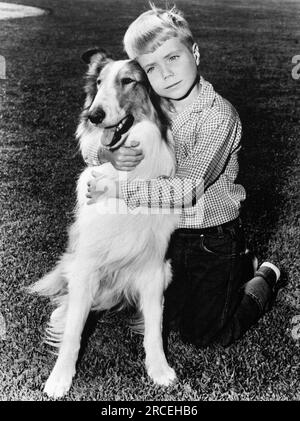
[123,3,194,59]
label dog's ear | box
[81,48,113,64]
[128,60,150,88]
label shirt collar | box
[191,76,216,113]
[170,76,216,133]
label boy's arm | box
[120,111,242,209]
[81,131,144,169]
[176,111,242,190]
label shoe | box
[257,262,281,287]
[256,262,288,311]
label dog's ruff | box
[29,50,179,398]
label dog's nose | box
[88,109,106,124]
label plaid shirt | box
[86,76,246,228]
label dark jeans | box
[163,218,273,348]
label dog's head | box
[81,48,152,130]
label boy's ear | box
[192,43,200,66]
[81,48,113,64]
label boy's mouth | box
[165,81,181,89]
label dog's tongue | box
[101,130,115,147]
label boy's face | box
[137,37,200,103]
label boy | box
[85,5,286,348]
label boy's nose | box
[161,66,173,79]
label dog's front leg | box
[140,264,176,386]
[44,263,95,399]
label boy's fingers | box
[120,155,144,163]
[116,160,143,171]
[120,147,144,156]
[120,162,139,168]
[91,170,103,178]
[117,166,136,172]
[129,140,140,147]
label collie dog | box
[29,49,179,398]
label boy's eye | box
[145,66,154,74]
[121,77,135,85]
[169,55,179,61]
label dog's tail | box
[27,258,68,298]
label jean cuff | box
[244,275,272,313]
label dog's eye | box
[97,79,101,86]
[121,78,135,85]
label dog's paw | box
[44,366,75,399]
[147,363,177,387]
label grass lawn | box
[0,0,299,401]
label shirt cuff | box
[120,180,143,210]
[83,141,101,166]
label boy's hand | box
[106,141,144,171]
[86,170,118,205]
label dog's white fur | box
[29,51,179,398]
